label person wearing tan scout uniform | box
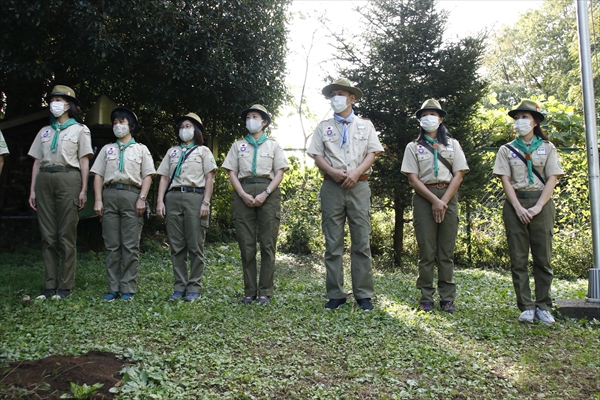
[493,100,563,325]
[91,107,156,302]
[307,78,384,312]
[401,99,469,313]
[0,129,9,176]
[28,85,93,300]
[222,104,289,304]
[156,113,217,302]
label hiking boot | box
[102,292,119,302]
[356,298,373,312]
[36,289,56,300]
[184,292,200,302]
[324,298,346,310]
[170,291,185,300]
[440,301,456,313]
[535,307,555,325]
[241,296,256,304]
[120,293,135,301]
[518,309,535,323]
[419,302,434,312]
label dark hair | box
[112,109,139,134]
[66,100,81,119]
[176,119,204,145]
[532,115,548,140]
[417,123,451,146]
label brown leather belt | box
[324,175,369,181]
[425,182,449,189]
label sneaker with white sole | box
[518,309,535,323]
[535,307,555,325]
[36,288,56,300]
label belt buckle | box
[436,183,446,189]
[115,183,124,189]
[179,187,187,192]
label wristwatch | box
[201,200,210,206]
[139,195,147,201]
[265,188,272,195]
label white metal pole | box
[576,0,600,302]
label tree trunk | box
[393,193,405,266]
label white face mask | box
[513,119,533,136]
[331,95,349,114]
[50,101,67,118]
[246,119,263,134]
[179,127,195,143]
[113,124,130,138]
[420,115,441,133]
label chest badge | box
[326,127,333,136]
[417,145,424,154]
[171,149,178,157]
[240,143,247,152]
[107,147,114,155]
[510,152,518,158]
[42,130,51,138]
[537,147,546,155]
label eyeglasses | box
[180,124,194,129]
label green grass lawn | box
[1,244,599,399]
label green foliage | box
[61,382,103,399]
[0,245,598,399]
[278,156,323,254]
[0,0,290,153]
[206,159,236,243]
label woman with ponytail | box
[401,99,469,313]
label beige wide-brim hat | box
[176,112,204,132]
[45,85,80,105]
[241,104,271,128]
[415,99,447,119]
[508,99,545,121]
[321,78,363,100]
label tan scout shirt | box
[222,138,289,180]
[493,140,564,191]
[307,115,384,174]
[401,138,469,184]
[0,131,9,156]
[157,145,217,188]
[91,142,156,187]
[28,124,93,168]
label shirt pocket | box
[238,151,252,173]
[440,150,454,160]
[125,152,142,177]
[352,132,369,155]
[257,151,275,176]
[61,134,79,156]
[509,159,526,182]
[532,155,547,168]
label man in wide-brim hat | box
[307,77,384,312]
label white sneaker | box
[535,307,555,325]
[518,309,535,323]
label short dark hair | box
[176,119,204,145]
[112,109,139,134]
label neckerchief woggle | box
[117,138,136,173]
[245,133,268,176]
[49,118,78,153]
[423,135,440,177]
[511,135,544,184]
[174,142,196,180]
[334,110,355,148]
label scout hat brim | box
[45,85,80,106]
[321,79,363,100]
[415,99,447,119]
[508,101,545,121]
[241,105,271,128]
[176,113,204,132]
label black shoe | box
[324,298,346,310]
[36,288,56,300]
[440,301,456,313]
[257,295,271,304]
[419,302,434,312]
[241,296,256,304]
[57,289,71,298]
[356,298,373,312]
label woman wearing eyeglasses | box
[156,113,217,302]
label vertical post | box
[576,0,600,302]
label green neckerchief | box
[174,142,196,180]
[117,138,136,173]
[423,135,440,177]
[245,133,268,176]
[511,135,543,184]
[49,118,78,153]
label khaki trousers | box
[320,180,374,300]
[36,170,81,290]
[165,190,209,293]
[413,188,459,303]
[503,197,555,311]
[232,182,281,297]
[101,187,144,293]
